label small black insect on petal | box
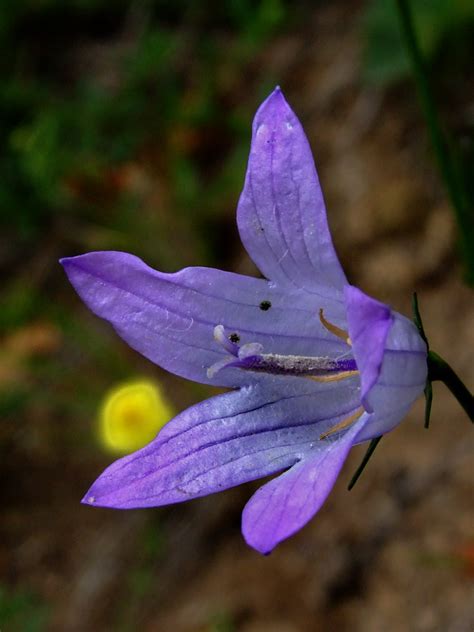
[259,300,272,311]
[229,333,240,343]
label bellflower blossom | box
[61,88,427,554]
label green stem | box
[395,0,474,284]
[428,350,474,422]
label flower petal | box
[357,311,427,437]
[237,87,347,292]
[345,285,427,424]
[61,251,348,388]
[344,285,393,413]
[81,384,362,509]
[241,414,368,554]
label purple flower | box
[61,88,427,554]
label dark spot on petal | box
[229,333,240,343]
[259,300,272,311]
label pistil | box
[208,324,358,382]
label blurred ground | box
[1,1,473,631]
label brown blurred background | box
[1,1,473,630]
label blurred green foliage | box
[0,584,49,631]
[209,610,236,632]
[115,518,167,631]
[363,0,474,284]
[362,0,474,86]
[1,0,288,267]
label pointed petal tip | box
[81,479,113,508]
[59,255,72,268]
[60,252,102,265]
[60,256,81,282]
[242,501,287,555]
[60,254,90,285]
[80,464,134,509]
[242,529,276,555]
[81,492,97,506]
[266,85,287,105]
[81,488,116,509]
[253,542,276,556]
[242,514,294,555]
[255,86,292,126]
[60,253,87,272]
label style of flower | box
[61,88,427,554]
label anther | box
[319,309,351,346]
[308,370,359,384]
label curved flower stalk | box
[61,88,427,554]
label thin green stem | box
[395,0,474,284]
[428,350,474,422]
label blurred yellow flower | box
[99,380,174,454]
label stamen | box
[319,406,364,440]
[308,370,359,384]
[319,309,351,346]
